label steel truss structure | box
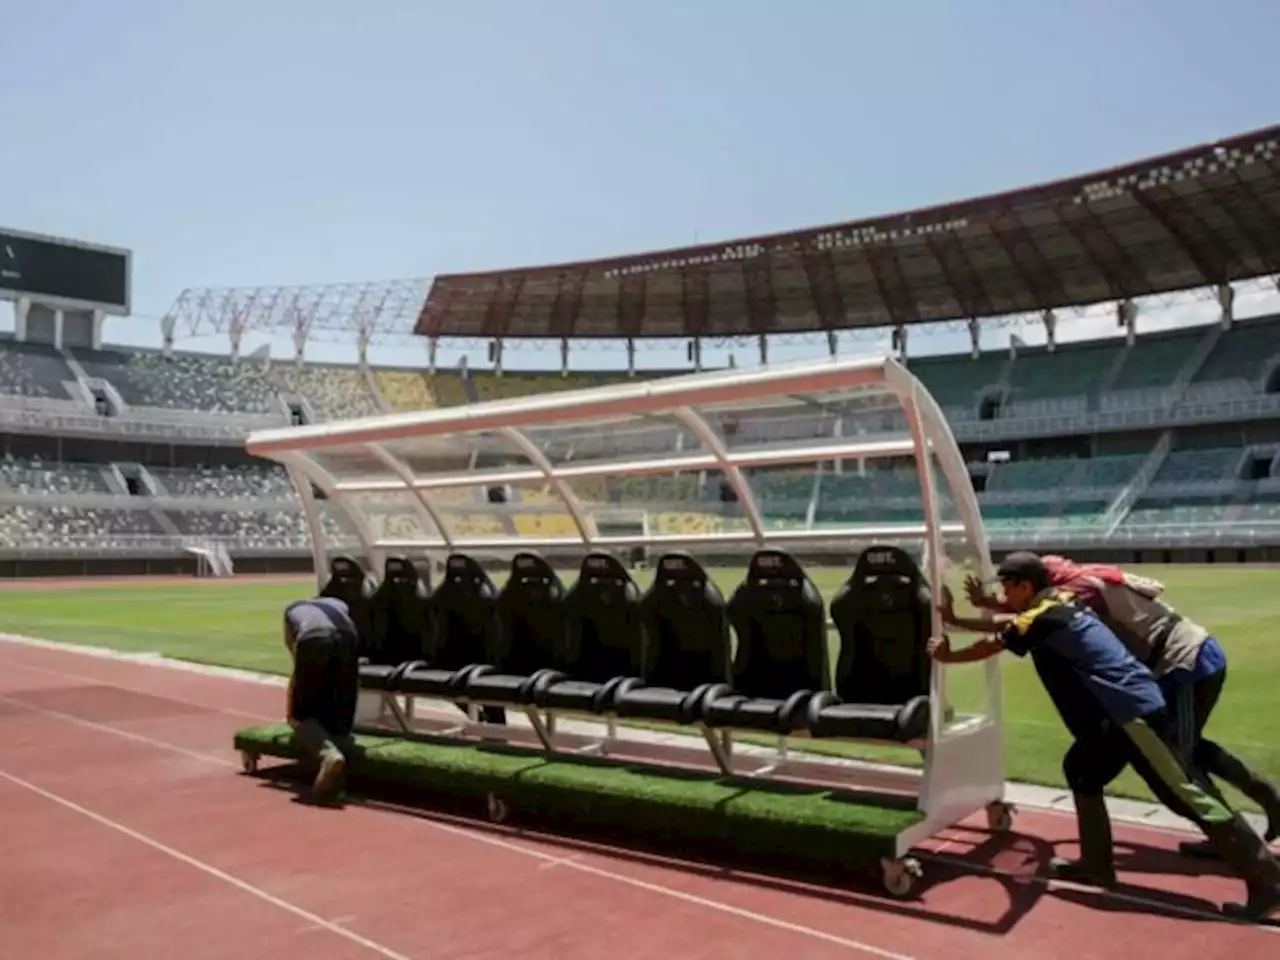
[245,355,1010,893]
[418,125,1280,341]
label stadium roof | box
[416,125,1280,340]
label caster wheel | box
[986,800,1015,833]
[486,792,510,824]
[240,751,258,774]
[880,856,922,898]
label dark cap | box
[991,551,1050,587]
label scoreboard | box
[0,227,131,315]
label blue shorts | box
[1156,636,1226,760]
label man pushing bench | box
[283,594,361,803]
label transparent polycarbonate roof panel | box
[517,413,703,473]
[699,386,910,458]
[329,488,443,545]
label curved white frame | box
[247,354,1005,856]
[246,355,991,568]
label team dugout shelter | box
[237,124,1280,896]
[243,355,1009,896]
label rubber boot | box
[1180,749,1280,858]
[1201,813,1280,921]
[1049,793,1117,887]
[312,742,347,803]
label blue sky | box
[3,0,1278,369]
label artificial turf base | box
[234,724,922,873]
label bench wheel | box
[240,751,258,775]
[486,792,510,824]
[880,856,922,898]
[985,800,1015,833]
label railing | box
[1102,431,1171,533]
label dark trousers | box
[1063,711,1236,830]
[290,631,359,763]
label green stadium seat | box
[1192,317,1280,386]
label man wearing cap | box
[284,594,361,804]
[947,552,1279,856]
[929,552,1279,919]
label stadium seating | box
[908,351,1005,414]
[271,363,381,421]
[154,464,294,499]
[355,547,951,761]
[1107,328,1204,393]
[1191,317,1280,387]
[7,311,1280,561]
[0,341,76,398]
[1149,448,1242,486]
[0,456,110,494]
[1005,340,1122,405]
[375,370,439,413]
[73,348,279,414]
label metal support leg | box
[699,723,733,776]
[523,705,556,753]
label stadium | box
[4,124,1280,955]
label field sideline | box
[1,564,1276,810]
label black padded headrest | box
[329,555,363,581]
[853,545,923,586]
[746,549,805,584]
[444,553,488,584]
[654,552,706,586]
[382,556,416,583]
[510,551,556,583]
[580,552,629,583]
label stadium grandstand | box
[3,124,1280,577]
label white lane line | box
[0,695,919,960]
[0,768,416,960]
[0,658,272,724]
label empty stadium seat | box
[368,556,431,667]
[807,546,933,742]
[531,553,647,714]
[461,553,567,706]
[319,556,377,656]
[613,552,733,724]
[394,554,499,701]
[700,550,830,734]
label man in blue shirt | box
[284,595,361,804]
[930,552,1279,921]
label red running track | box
[0,638,1275,960]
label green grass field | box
[2,565,1278,809]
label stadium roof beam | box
[799,247,848,331]
[923,232,996,320]
[985,213,1070,307]
[415,125,1280,340]
[1054,202,1147,300]
[1129,187,1229,285]
[1225,160,1280,276]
